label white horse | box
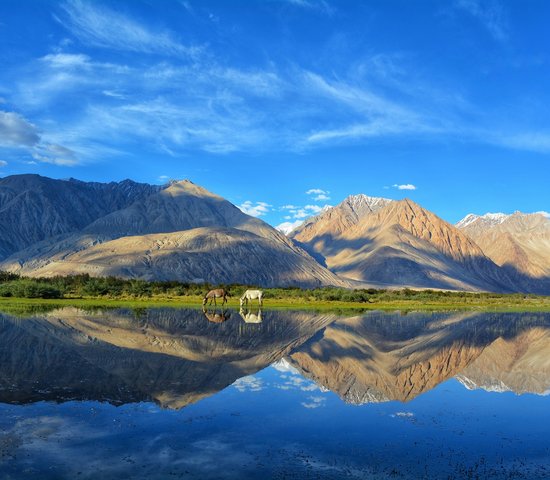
[240,289,263,307]
[239,307,262,324]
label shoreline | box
[1,295,549,313]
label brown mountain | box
[0,179,345,287]
[0,174,160,259]
[457,212,550,293]
[291,195,515,292]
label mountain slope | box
[0,174,161,259]
[1,179,345,287]
[291,196,515,292]
[291,194,393,242]
[457,212,550,292]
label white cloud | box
[393,183,417,190]
[276,220,304,235]
[6,10,544,163]
[304,204,324,213]
[32,143,79,166]
[102,90,126,99]
[238,200,271,217]
[0,160,7,167]
[59,0,200,57]
[491,132,550,154]
[306,188,328,195]
[0,111,40,147]
[0,110,79,166]
[306,188,331,201]
[41,53,91,68]
[314,193,330,201]
[279,204,328,224]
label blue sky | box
[0,0,548,227]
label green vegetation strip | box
[0,272,548,313]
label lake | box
[1,306,549,479]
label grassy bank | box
[0,292,549,313]
[0,272,549,313]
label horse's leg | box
[214,296,217,306]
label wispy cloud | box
[0,160,7,167]
[393,183,417,191]
[283,0,334,15]
[0,110,77,165]
[306,188,331,201]
[490,132,550,154]
[305,188,327,195]
[58,0,201,57]
[3,2,547,169]
[281,204,326,219]
[238,200,271,217]
[455,0,507,41]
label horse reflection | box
[202,307,231,324]
[239,307,263,324]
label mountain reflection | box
[0,307,549,409]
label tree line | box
[0,271,535,302]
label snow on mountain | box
[456,212,509,229]
[276,220,304,235]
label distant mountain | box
[1,174,547,292]
[292,194,393,240]
[0,174,161,259]
[0,178,345,287]
[457,211,550,293]
[291,195,515,292]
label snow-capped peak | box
[456,212,509,229]
[276,220,304,235]
[342,194,393,214]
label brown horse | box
[202,288,230,307]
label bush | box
[0,280,62,299]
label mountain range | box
[0,174,548,293]
[0,175,343,288]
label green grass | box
[1,272,549,314]
[0,292,549,314]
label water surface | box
[1,307,549,479]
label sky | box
[0,0,549,229]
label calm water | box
[1,307,550,479]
